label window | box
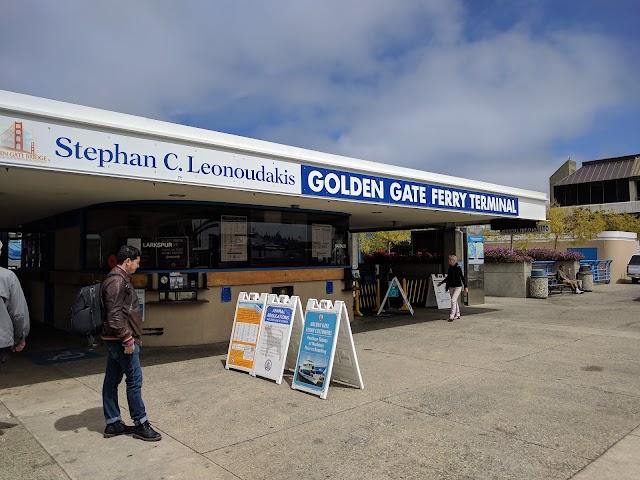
[603,180,617,204]
[590,182,604,204]
[616,179,630,202]
[565,185,578,206]
[21,232,51,269]
[84,203,349,271]
[553,185,566,206]
[578,183,590,205]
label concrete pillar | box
[464,226,485,306]
[442,227,487,306]
[442,228,463,267]
[629,179,638,202]
[0,232,8,268]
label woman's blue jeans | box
[102,341,148,426]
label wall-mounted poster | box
[135,289,146,322]
[312,224,333,260]
[468,235,484,265]
[221,215,248,262]
[155,237,189,269]
[127,238,142,251]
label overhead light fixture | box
[371,211,382,214]
[290,204,300,209]
[169,193,186,197]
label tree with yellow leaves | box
[358,230,411,253]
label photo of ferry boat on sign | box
[296,354,328,387]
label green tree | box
[358,230,411,253]
[566,208,606,245]
[543,201,570,249]
[601,211,640,236]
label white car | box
[627,255,640,284]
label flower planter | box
[484,262,532,298]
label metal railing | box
[533,259,612,284]
[580,260,612,283]
[531,261,556,275]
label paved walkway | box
[2,284,640,479]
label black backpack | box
[70,281,105,337]
[70,273,125,337]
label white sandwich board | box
[225,292,267,373]
[377,276,414,315]
[250,295,304,385]
[425,274,452,309]
[291,299,364,400]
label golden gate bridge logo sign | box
[0,120,48,162]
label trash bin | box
[577,265,594,292]
[530,269,548,299]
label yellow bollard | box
[353,280,363,317]
[399,278,409,311]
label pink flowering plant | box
[484,246,533,263]
[525,248,584,261]
[485,246,584,263]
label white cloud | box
[0,0,636,192]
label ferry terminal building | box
[0,90,546,346]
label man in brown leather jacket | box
[101,245,161,441]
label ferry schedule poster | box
[292,311,339,394]
[252,304,294,381]
[227,301,263,370]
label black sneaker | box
[133,421,162,442]
[104,420,135,438]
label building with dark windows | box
[0,90,546,346]
[551,155,640,215]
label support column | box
[464,226,485,306]
[442,227,464,271]
[0,232,8,268]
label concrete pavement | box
[2,283,640,479]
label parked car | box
[628,254,640,284]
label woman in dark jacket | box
[438,255,468,321]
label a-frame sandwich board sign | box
[425,274,451,309]
[250,295,304,385]
[225,292,268,373]
[291,299,364,400]
[377,276,414,315]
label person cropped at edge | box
[438,255,468,322]
[101,244,161,441]
[556,265,584,294]
[0,240,30,368]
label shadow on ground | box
[351,306,498,334]
[54,407,104,435]
[2,306,495,392]
[1,322,230,390]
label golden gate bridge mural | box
[1,121,36,154]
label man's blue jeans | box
[102,341,148,426]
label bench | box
[548,281,569,294]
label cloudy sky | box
[1,0,638,194]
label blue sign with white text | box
[293,311,338,393]
[264,305,293,325]
[301,165,519,216]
